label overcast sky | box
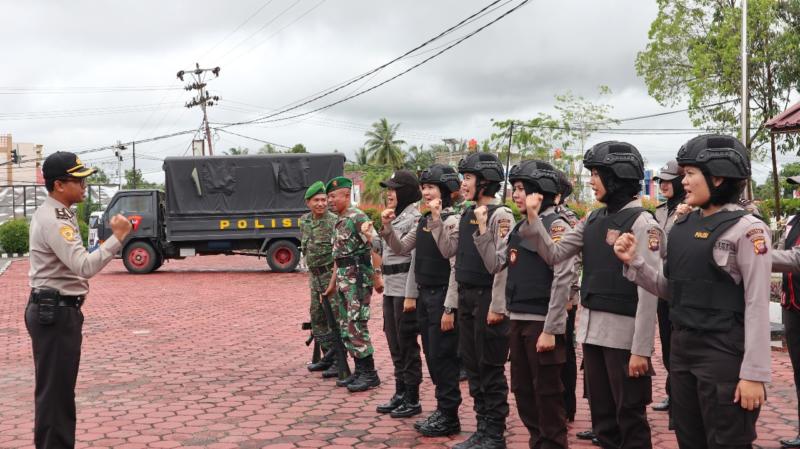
[2,0,797,184]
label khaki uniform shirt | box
[29,196,122,296]
[381,204,421,298]
[475,206,575,334]
[624,203,772,382]
[519,199,664,357]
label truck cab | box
[96,189,166,273]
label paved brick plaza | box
[1,255,798,448]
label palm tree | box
[355,147,369,165]
[364,118,406,169]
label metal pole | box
[11,186,16,219]
[132,141,137,189]
[502,122,515,202]
[741,0,751,200]
[23,186,27,218]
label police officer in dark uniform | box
[475,160,575,449]
[521,142,663,449]
[615,134,771,449]
[771,175,800,449]
[27,152,132,449]
[651,159,685,415]
[378,164,463,436]
[431,152,515,449]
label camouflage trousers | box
[333,267,374,359]
[308,269,333,352]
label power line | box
[217,0,303,64]
[197,0,277,61]
[213,128,292,149]
[0,85,181,95]
[0,102,183,121]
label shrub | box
[78,220,89,248]
[0,219,30,254]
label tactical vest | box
[667,209,748,331]
[415,212,453,287]
[580,207,645,317]
[455,205,499,287]
[781,215,800,312]
[505,213,564,315]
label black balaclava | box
[597,167,640,214]
[522,180,556,211]
[666,177,686,214]
[395,183,422,216]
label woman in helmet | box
[614,134,770,448]
[473,159,575,448]
[521,141,663,449]
[377,164,463,437]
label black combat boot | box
[418,409,460,437]
[414,409,442,431]
[376,379,405,413]
[475,418,505,449]
[321,359,339,378]
[453,415,486,449]
[307,349,335,372]
[336,357,360,387]
[390,383,422,418]
[347,355,380,392]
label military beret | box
[325,176,352,193]
[304,181,326,200]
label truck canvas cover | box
[163,153,345,216]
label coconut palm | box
[364,118,406,169]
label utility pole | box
[114,141,125,188]
[502,122,515,202]
[741,0,752,200]
[132,141,136,189]
[178,63,220,156]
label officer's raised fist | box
[428,198,442,218]
[613,232,638,265]
[475,205,488,225]
[381,208,396,225]
[525,193,544,219]
[110,214,133,241]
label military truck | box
[94,153,345,274]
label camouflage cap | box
[325,176,352,193]
[304,180,326,200]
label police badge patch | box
[606,229,620,246]
[509,248,518,265]
[752,237,768,255]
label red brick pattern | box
[1,255,797,448]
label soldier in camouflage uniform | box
[300,181,339,377]
[323,176,383,392]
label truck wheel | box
[152,255,164,272]
[266,240,300,273]
[123,241,158,274]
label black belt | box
[309,264,333,276]
[382,262,411,275]
[336,254,371,268]
[29,290,85,308]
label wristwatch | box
[444,307,456,315]
[374,268,383,274]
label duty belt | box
[29,290,85,308]
[335,254,371,268]
[382,262,411,276]
[309,263,334,276]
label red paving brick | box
[0,255,797,448]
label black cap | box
[380,170,419,189]
[42,151,97,180]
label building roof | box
[765,101,800,134]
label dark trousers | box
[657,299,672,396]
[458,284,510,423]
[382,295,422,386]
[561,307,577,419]
[671,326,760,449]
[510,320,568,449]
[25,302,83,449]
[417,285,462,413]
[786,309,800,429]
[583,343,652,449]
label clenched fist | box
[110,214,133,241]
[381,208,396,225]
[428,198,442,220]
[360,221,375,240]
[475,205,488,225]
[525,193,543,221]
[613,232,638,264]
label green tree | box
[87,167,110,185]
[364,118,406,169]
[289,143,308,153]
[404,145,436,171]
[354,147,369,165]
[636,0,800,216]
[123,169,159,190]
[258,144,279,154]
[361,167,393,205]
[223,146,249,155]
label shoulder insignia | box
[745,228,764,238]
[605,229,620,246]
[59,225,77,242]
[55,208,74,220]
[752,236,768,255]
[647,228,661,251]
[498,218,511,238]
[509,248,518,265]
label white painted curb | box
[0,252,29,259]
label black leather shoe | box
[652,396,670,411]
[780,435,800,448]
[591,437,600,446]
[419,412,460,437]
[576,430,596,440]
[307,350,334,372]
[376,380,405,413]
[391,401,422,418]
[347,356,380,392]
[414,410,442,431]
[321,362,339,379]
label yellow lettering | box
[220,220,230,230]
[694,231,709,239]
[254,219,265,229]
[271,219,276,228]
[282,218,292,228]
[237,220,248,229]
